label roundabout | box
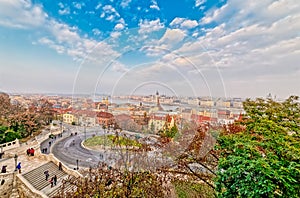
[41,129,119,169]
[40,128,163,170]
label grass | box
[173,180,215,198]
[83,135,142,148]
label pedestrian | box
[26,148,30,156]
[44,170,49,181]
[49,141,51,147]
[53,175,57,186]
[49,176,54,188]
[1,165,7,173]
[16,162,21,173]
[30,148,35,156]
[58,162,62,171]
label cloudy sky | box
[0,0,299,98]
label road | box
[40,125,163,170]
[40,127,142,169]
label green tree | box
[166,124,178,138]
[150,122,155,133]
[215,96,300,197]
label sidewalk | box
[0,153,48,174]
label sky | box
[0,0,299,99]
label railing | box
[0,139,20,152]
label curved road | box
[40,127,162,170]
[41,129,120,169]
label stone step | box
[47,179,77,198]
[22,161,67,191]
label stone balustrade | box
[0,139,20,153]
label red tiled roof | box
[97,111,114,118]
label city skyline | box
[0,0,299,98]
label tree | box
[215,96,300,197]
[55,163,169,198]
[166,125,178,138]
[37,99,54,125]
[150,122,155,133]
[0,92,53,142]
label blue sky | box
[0,0,299,98]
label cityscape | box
[0,0,299,197]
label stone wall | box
[0,172,14,198]
[16,175,47,198]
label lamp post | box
[76,159,79,170]
[60,121,63,135]
[14,154,18,172]
[84,124,86,140]
[180,114,183,132]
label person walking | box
[58,162,62,171]
[49,176,54,188]
[53,175,57,186]
[44,170,49,181]
[16,162,21,173]
[26,148,30,156]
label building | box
[148,114,166,133]
[62,113,78,125]
[191,114,217,124]
[74,110,97,126]
[97,112,115,127]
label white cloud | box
[120,0,132,9]
[138,18,164,34]
[92,28,101,36]
[200,3,228,24]
[106,15,115,21]
[140,28,186,57]
[195,0,206,8]
[103,5,119,15]
[38,37,65,54]
[160,28,186,45]
[141,0,300,97]
[0,0,47,29]
[181,20,198,29]
[114,23,125,30]
[111,61,129,73]
[58,2,64,9]
[58,7,70,15]
[73,2,85,9]
[2,0,121,64]
[170,18,184,26]
[170,17,198,29]
[101,4,121,22]
[95,2,102,10]
[110,31,121,38]
[49,21,80,44]
[150,0,160,10]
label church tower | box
[156,91,160,106]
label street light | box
[180,114,183,131]
[60,121,63,135]
[14,154,18,172]
[84,124,86,140]
[76,159,79,170]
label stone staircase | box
[47,179,76,198]
[22,161,71,197]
